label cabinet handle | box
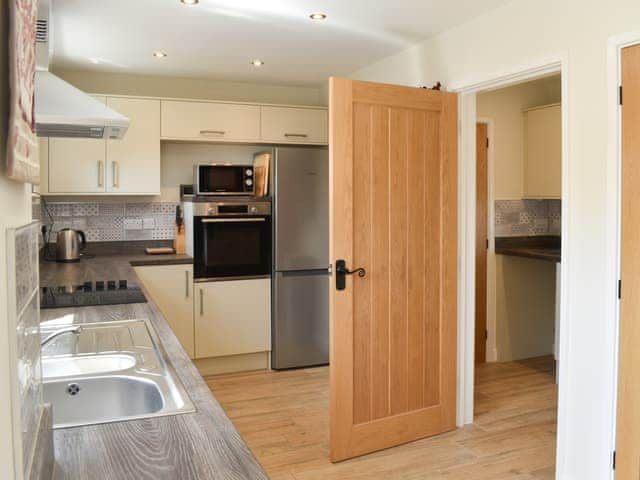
[201,218,265,223]
[98,161,104,187]
[199,288,204,315]
[199,130,226,136]
[112,161,119,188]
[284,133,308,138]
[185,270,189,298]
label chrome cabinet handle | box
[201,218,265,223]
[199,288,204,315]
[284,133,308,138]
[112,161,119,188]
[200,130,226,136]
[185,270,189,298]
[98,161,104,187]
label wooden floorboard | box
[205,356,557,480]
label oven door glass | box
[194,216,271,278]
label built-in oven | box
[192,200,271,279]
[196,164,254,195]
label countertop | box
[39,252,268,480]
[494,236,561,263]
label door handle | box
[98,160,104,187]
[335,259,366,291]
[112,161,119,188]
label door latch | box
[335,259,366,291]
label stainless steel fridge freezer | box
[272,146,329,370]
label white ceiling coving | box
[51,0,512,87]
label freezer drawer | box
[272,270,329,369]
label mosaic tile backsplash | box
[37,201,180,242]
[495,199,561,237]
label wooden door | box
[475,123,488,364]
[617,43,640,479]
[329,78,457,462]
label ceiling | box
[50,0,513,87]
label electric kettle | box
[56,229,86,262]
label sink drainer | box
[67,383,80,396]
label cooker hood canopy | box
[34,0,129,139]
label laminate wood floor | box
[205,356,557,480]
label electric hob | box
[40,280,147,309]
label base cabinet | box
[134,265,195,358]
[195,278,271,359]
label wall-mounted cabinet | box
[41,96,161,195]
[161,101,261,143]
[523,104,561,199]
[260,106,328,144]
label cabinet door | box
[48,96,106,193]
[261,106,328,144]
[134,265,195,358]
[161,100,261,142]
[195,278,270,359]
[524,104,561,198]
[106,97,161,194]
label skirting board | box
[194,351,270,376]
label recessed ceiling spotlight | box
[309,12,327,20]
[180,0,199,4]
[153,51,167,58]
[251,59,264,67]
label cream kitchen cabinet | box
[260,106,328,144]
[134,264,195,358]
[195,278,271,359]
[44,96,161,195]
[47,95,108,194]
[106,97,160,194]
[523,104,562,199]
[161,100,261,143]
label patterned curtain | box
[6,0,39,184]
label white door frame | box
[605,29,640,479]
[450,54,573,477]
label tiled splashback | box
[37,201,180,242]
[495,199,561,237]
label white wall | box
[0,3,34,478]
[348,1,638,478]
[477,75,561,199]
[54,69,326,106]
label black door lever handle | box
[335,259,366,290]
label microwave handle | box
[201,218,266,223]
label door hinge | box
[612,450,616,470]
[486,238,489,250]
[486,137,489,148]
[485,329,488,340]
[619,86,623,106]
[618,279,622,299]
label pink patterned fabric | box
[7,0,39,184]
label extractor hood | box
[34,0,129,139]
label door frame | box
[607,30,640,479]
[451,54,574,476]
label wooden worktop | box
[40,251,267,480]
[494,236,561,263]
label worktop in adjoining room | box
[495,235,561,263]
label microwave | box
[196,164,254,195]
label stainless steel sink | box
[41,319,195,429]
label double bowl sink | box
[41,319,195,429]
